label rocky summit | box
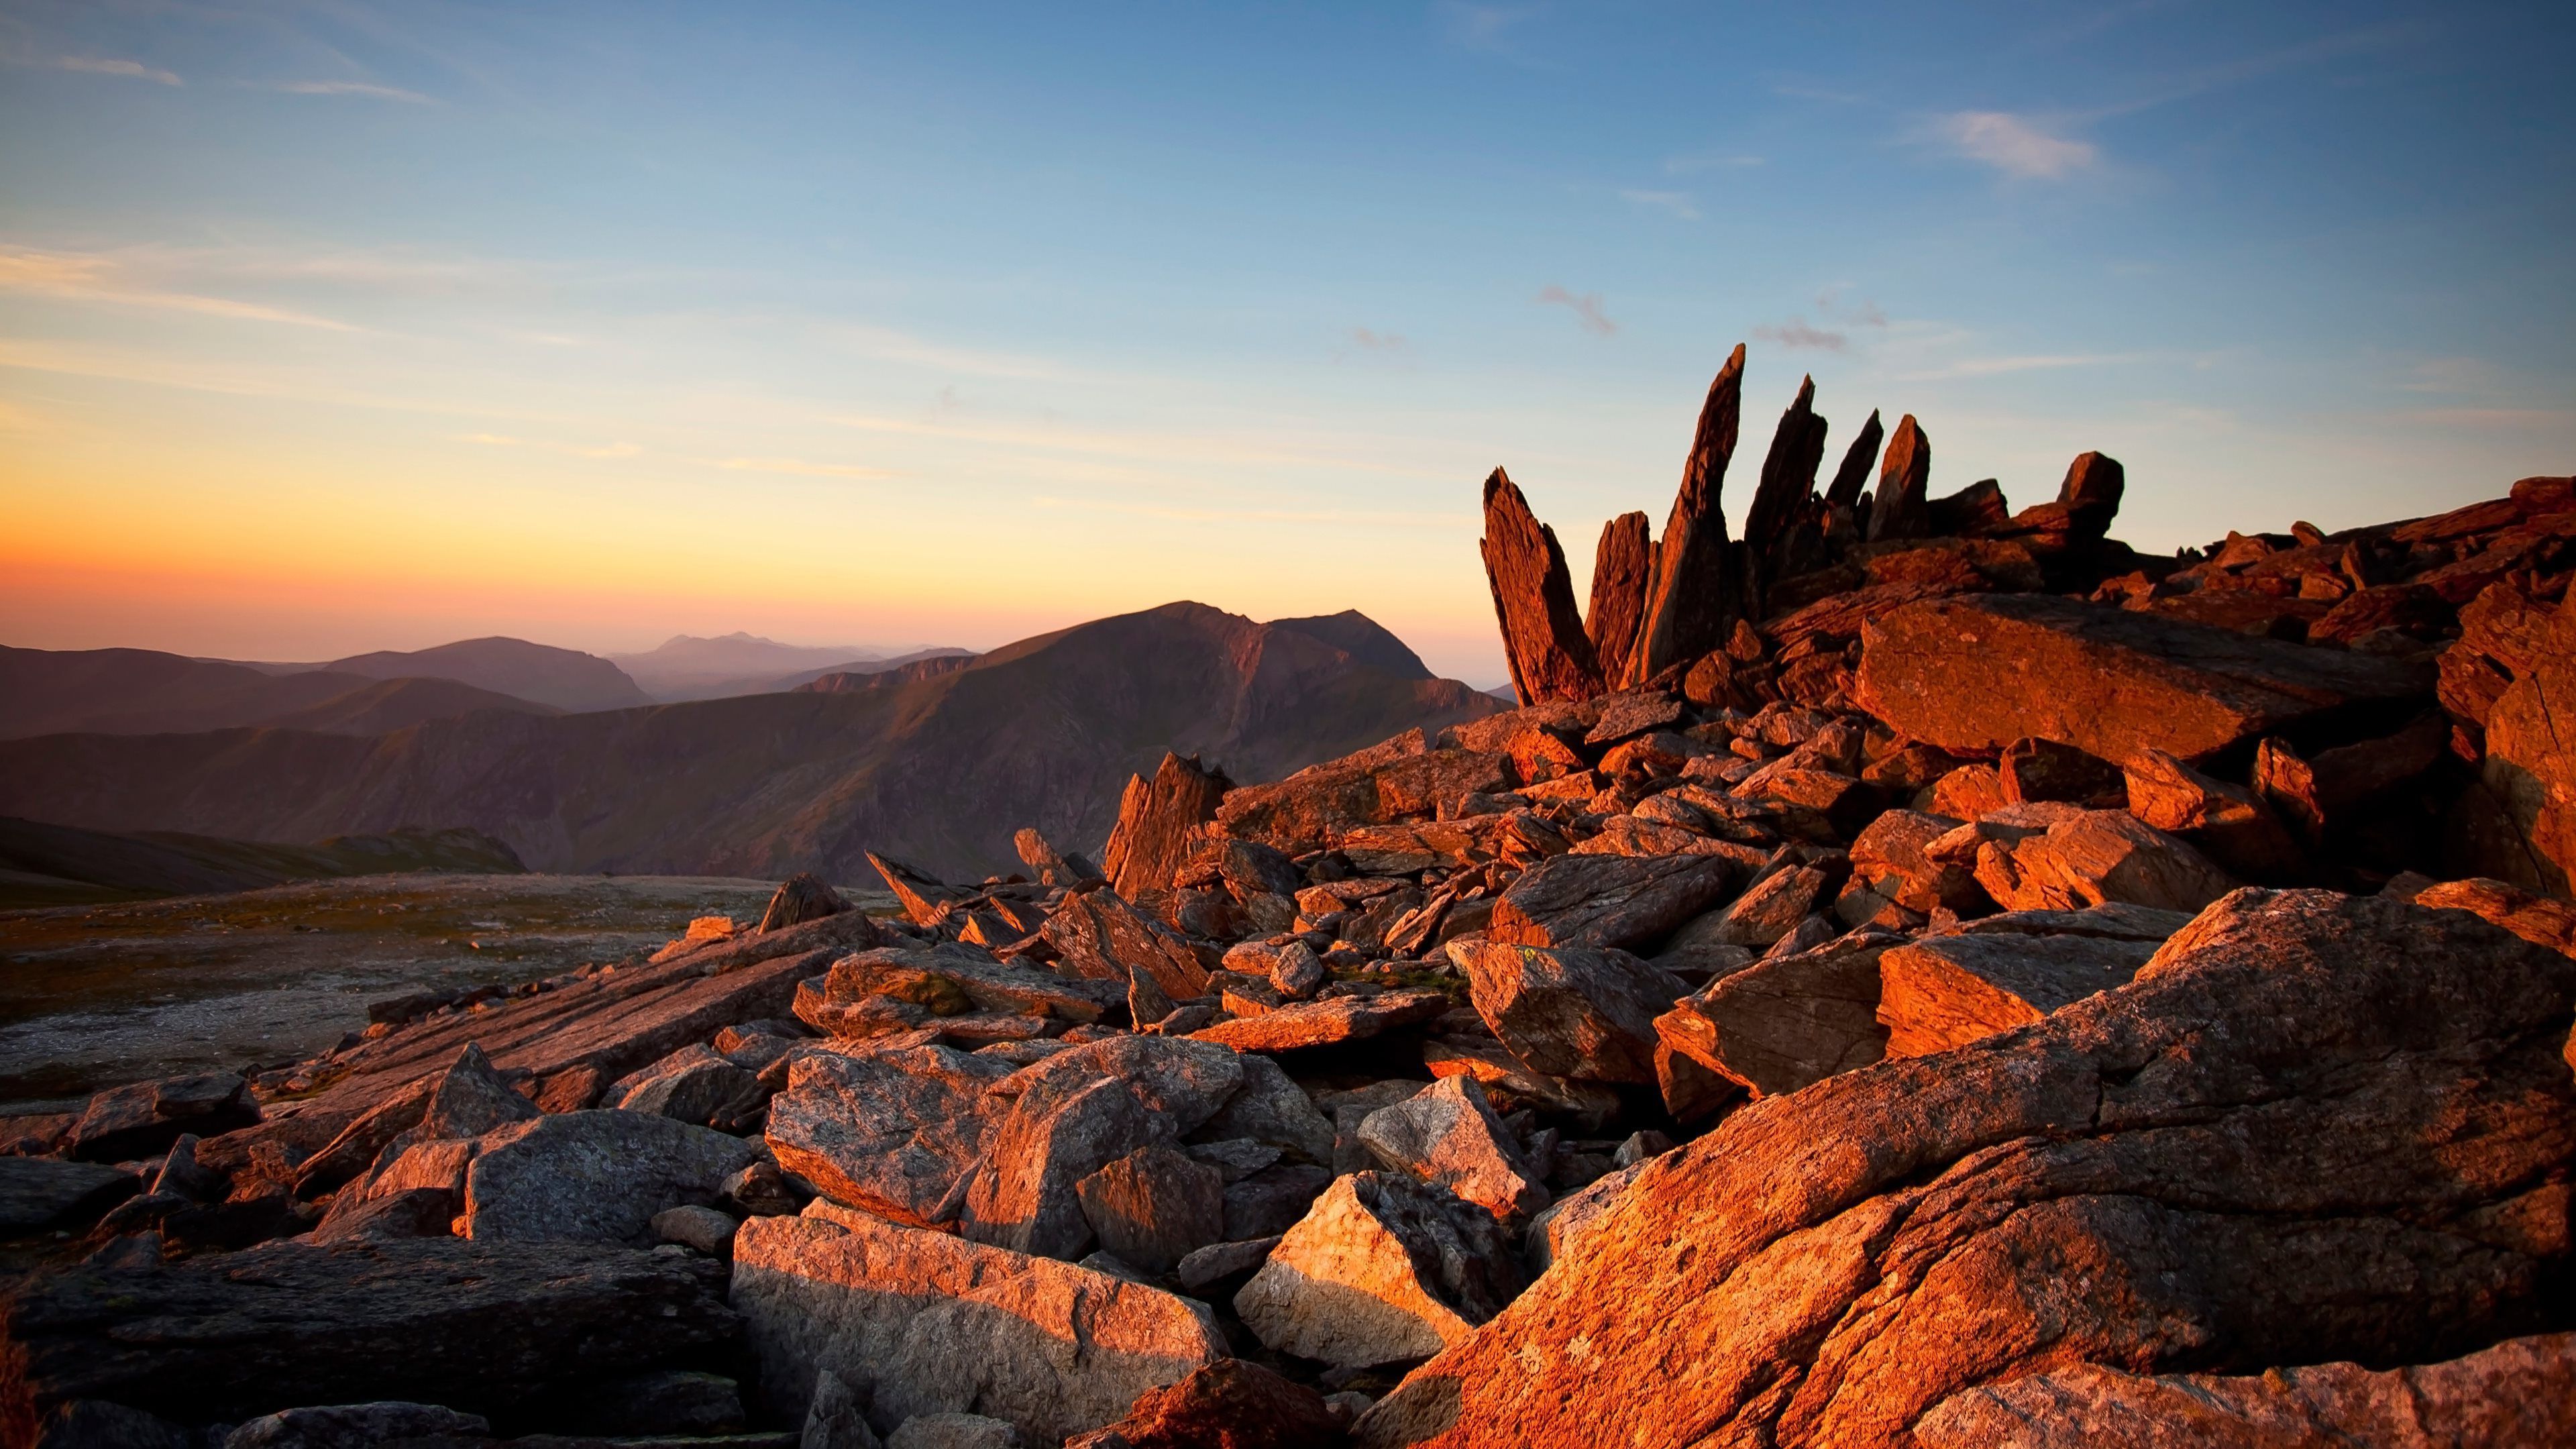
[5,348,2572,1448]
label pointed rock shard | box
[1823,408,1884,513]
[1102,753,1232,902]
[1866,413,1931,541]
[758,873,851,934]
[1744,374,1829,562]
[1628,345,1748,686]
[868,853,962,928]
[1233,1171,1523,1369]
[1014,828,1099,888]
[2056,450,2126,542]
[1479,469,1605,704]
[1585,511,1654,688]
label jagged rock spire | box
[1585,512,1654,689]
[1627,344,1747,686]
[1480,468,1605,704]
[1866,413,1931,541]
[1744,374,1827,558]
[1823,409,1884,513]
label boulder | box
[221,1402,490,1449]
[1195,1052,1336,1163]
[1069,1359,1342,1449]
[66,1073,258,1163]
[1523,1160,1645,1275]
[2403,875,2576,959]
[961,1036,1243,1259]
[1354,890,2576,1449]
[802,1368,883,1449]
[28,1401,191,1449]
[2481,590,2576,892]
[0,1158,138,1236]
[1972,808,2237,914]
[653,1203,740,1255]
[1222,1163,1334,1240]
[1876,926,2163,1057]
[1485,852,1740,953]
[1421,1036,1623,1124]
[1190,989,1448,1053]
[759,873,852,933]
[1356,1076,1550,1224]
[1705,863,1831,947]
[1075,1146,1226,1275]
[1854,593,2434,765]
[1016,827,1102,888]
[1652,931,1896,1097]
[611,1043,767,1130]
[462,1110,760,1246]
[2121,747,2304,881]
[888,1415,1022,1449]
[1915,1332,2576,1449]
[1103,753,1232,900]
[767,1045,1014,1228]
[822,945,1121,1025]
[1234,1172,1523,1369]
[1446,941,1683,1085]
[308,1185,453,1245]
[0,1237,736,1424]
[1843,809,1981,916]
[1175,1235,1281,1293]
[1480,468,1607,704]
[1864,413,1930,542]
[730,1208,1225,1443]
[1216,745,1515,857]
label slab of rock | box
[1174,1235,1281,1294]
[66,1073,258,1163]
[767,1045,1017,1228]
[824,945,1122,1024]
[309,1185,453,1245]
[1421,1036,1623,1124]
[1915,1332,2576,1449]
[1195,1052,1335,1163]
[1356,1076,1549,1224]
[1189,989,1448,1053]
[731,1209,1225,1443]
[1706,863,1831,947]
[888,1414,1022,1449]
[1446,941,1682,1085]
[1481,468,1607,704]
[1216,745,1515,857]
[1356,888,2576,1449]
[1854,592,2434,765]
[2403,874,2576,959]
[1876,928,2161,1057]
[0,1237,735,1424]
[1016,828,1101,888]
[962,1036,1242,1259]
[1234,1171,1523,1369]
[1103,753,1232,900]
[1223,1163,1334,1240]
[1067,1358,1341,1449]
[1485,851,1740,953]
[2121,747,2304,881]
[223,1401,490,1449]
[1865,413,1931,542]
[758,873,851,934]
[2481,590,2576,892]
[1075,1146,1226,1275]
[1584,511,1656,689]
[462,1110,759,1246]
[1652,931,1895,1097]
[1042,890,1212,1003]
[1974,808,2237,914]
[0,1158,138,1236]
[1629,346,1748,686]
[1523,1159,1645,1275]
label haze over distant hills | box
[610,632,974,702]
[0,602,1500,881]
[0,647,559,742]
[316,637,653,712]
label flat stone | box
[1877,929,2162,1057]
[66,1073,258,1163]
[767,1045,1013,1228]
[730,1209,1224,1444]
[223,1401,490,1449]
[1065,1358,1340,1449]
[463,1110,759,1246]
[1652,932,1896,1097]
[1174,1235,1281,1293]
[613,1044,768,1130]
[0,1157,138,1236]
[1189,989,1448,1053]
[1485,852,1741,953]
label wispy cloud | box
[1663,152,1764,174]
[1756,319,1846,352]
[1899,352,2141,380]
[275,80,432,103]
[1344,327,1408,353]
[0,248,356,329]
[2395,357,2500,394]
[824,323,1061,381]
[2405,407,2573,429]
[716,456,895,478]
[462,433,641,458]
[1439,3,1544,54]
[1618,189,1700,221]
[1535,284,1615,337]
[1032,495,1466,527]
[1930,111,2098,178]
[57,56,180,86]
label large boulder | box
[1915,1332,2576,1449]
[1041,891,1212,1002]
[1215,742,1515,856]
[1102,753,1232,901]
[2481,590,2576,893]
[1066,1358,1341,1449]
[1652,930,1897,1097]
[1234,1172,1522,1369]
[1355,1075,1550,1224]
[730,1208,1226,1444]
[1854,593,2433,765]
[1355,890,2576,1448]
[1190,989,1448,1053]
[1446,941,1682,1086]
[0,1158,138,1236]
[961,1036,1243,1259]
[1876,907,2181,1057]
[0,1238,736,1425]
[1484,852,1741,953]
[66,1073,258,1163]
[1075,1146,1226,1275]
[1970,808,2237,914]
[767,1044,1014,1227]
[462,1110,759,1246]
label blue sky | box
[1,1,2568,684]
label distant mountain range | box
[0,603,1500,881]
[0,647,559,741]
[315,637,652,712]
[610,632,975,702]
[0,816,525,909]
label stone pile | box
[5,351,2572,1448]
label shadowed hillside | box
[0,816,525,908]
[0,647,557,741]
[322,637,652,711]
[0,602,1501,881]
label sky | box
[1,1,2569,686]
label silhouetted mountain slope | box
[794,655,978,693]
[323,637,651,712]
[0,602,1502,881]
[0,816,524,908]
[257,677,563,735]
[609,633,973,700]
